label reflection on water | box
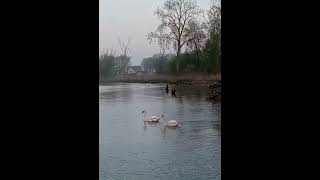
[100,83,221,180]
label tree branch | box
[181,36,195,47]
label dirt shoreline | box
[99,73,221,101]
[99,73,221,85]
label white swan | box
[161,114,180,128]
[142,110,160,122]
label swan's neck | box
[143,112,147,120]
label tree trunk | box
[176,46,181,73]
[194,42,199,68]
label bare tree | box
[185,20,207,65]
[118,37,131,57]
[148,0,202,72]
[114,38,131,75]
[207,0,221,36]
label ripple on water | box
[99,83,221,180]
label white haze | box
[99,0,212,65]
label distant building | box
[127,66,142,74]
[126,66,149,76]
[136,71,146,76]
[147,68,156,74]
[142,66,156,75]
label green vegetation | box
[99,51,116,78]
[146,0,221,74]
[99,0,220,80]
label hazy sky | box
[99,0,212,65]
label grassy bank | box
[99,73,221,85]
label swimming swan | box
[142,110,160,122]
[161,114,180,128]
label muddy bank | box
[99,73,221,86]
[171,82,221,101]
[100,73,221,101]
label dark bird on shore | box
[166,83,169,94]
[171,88,176,97]
[206,88,221,101]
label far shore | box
[100,73,221,101]
[99,73,221,85]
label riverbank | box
[100,73,221,101]
[99,73,221,85]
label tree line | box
[99,0,220,79]
[146,0,220,74]
[99,38,131,79]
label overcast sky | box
[99,0,212,65]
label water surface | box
[99,83,221,180]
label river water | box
[99,83,221,180]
